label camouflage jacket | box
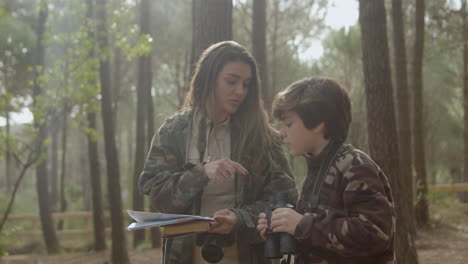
[293,142,395,264]
[139,110,298,264]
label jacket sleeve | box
[231,144,298,242]
[294,164,394,257]
[139,121,210,214]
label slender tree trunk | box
[252,0,270,112]
[145,54,161,249]
[132,0,152,247]
[58,112,68,230]
[390,1,418,262]
[191,0,232,72]
[270,0,279,97]
[0,150,39,232]
[88,112,107,251]
[50,121,59,210]
[462,0,468,203]
[148,94,161,249]
[96,0,129,262]
[80,133,91,211]
[176,55,190,108]
[32,0,60,254]
[5,111,11,191]
[86,0,107,251]
[412,0,429,227]
[358,0,416,262]
[113,47,122,131]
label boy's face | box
[279,111,326,156]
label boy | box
[257,77,395,264]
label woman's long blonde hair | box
[183,41,282,175]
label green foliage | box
[108,0,152,61]
[422,0,464,180]
[0,12,35,116]
[233,0,328,92]
[150,0,192,115]
[0,184,39,214]
[0,13,35,77]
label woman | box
[139,41,297,264]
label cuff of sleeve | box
[229,208,255,230]
[294,215,321,245]
[188,163,210,182]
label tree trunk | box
[176,53,191,108]
[145,54,161,249]
[462,0,468,203]
[87,111,107,251]
[32,0,60,254]
[50,120,59,211]
[80,133,91,211]
[0,149,39,233]
[390,0,419,262]
[96,0,129,262]
[132,0,152,247]
[270,0,279,98]
[358,0,415,262]
[85,0,107,251]
[5,111,11,191]
[412,0,429,227]
[58,112,68,230]
[191,0,232,71]
[113,46,122,131]
[252,0,270,112]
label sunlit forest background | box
[1,0,468,263]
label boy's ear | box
[311,122,326,135]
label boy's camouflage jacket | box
[139,110,298,264]
[294,142,395,264]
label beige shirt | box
[187,111,239,264]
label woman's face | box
[208,60,252,122]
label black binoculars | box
[197,233,234,263]
[264,192,297,260]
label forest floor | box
[1,208,467,264]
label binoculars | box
[197,233,234,263]
[264,192,297,259]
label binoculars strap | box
[280,254,292,264]
[306,140,343,210]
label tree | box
[0,132,41,233]
[390,0,418,258]
[85,0,106,251]
[191,0,232,71]
[57,103,69,230]
[132,0,152,247]
[49,120,59,208]
[413,0,429,227]
[0,11,34,192]
[95,0,129,262]
[358,0,418,262]
[252,0,270,110]
[265,0,327,95]
[461,0,468,203]
[32,0,60,254]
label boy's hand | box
[257,212,268,240]
[208,209,237,234]
[270,208,303,235]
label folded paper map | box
[127,210,215,233]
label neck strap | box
[305,140,343,209]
